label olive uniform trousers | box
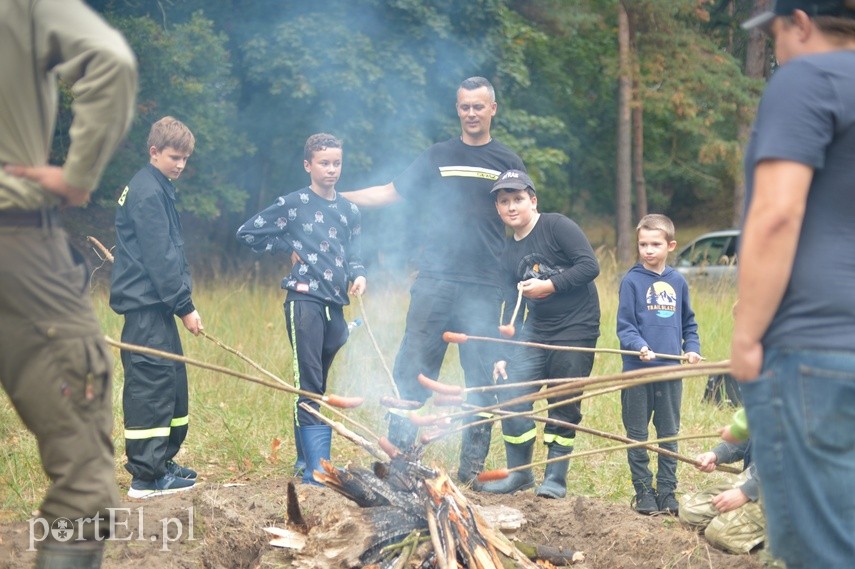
[0,221,118,540]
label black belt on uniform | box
[0,208,61,227]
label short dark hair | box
[304,133,342,162]
[493,187,536,202]
[458,76,495,102]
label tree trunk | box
[735,0,772,226]
[629,7,646,222]
[616,1,634,268]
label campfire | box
[264,431,583,568]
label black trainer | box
[166,460,197,480]
[656,490,679,515]
[128,473,195,499]
[632,488,659,515]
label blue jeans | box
[741,348,855,569]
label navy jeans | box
[621,377,682,490]
[742,348,855,569]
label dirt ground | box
[0,469,769,569]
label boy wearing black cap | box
[733,2,855,567]
[478,169,600,499]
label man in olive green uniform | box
[0,0,137,566]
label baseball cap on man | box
[742,0,855,31]
[491,169,535,194]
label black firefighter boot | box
[456,419,493,485]
[479,439,535,494]
[536,444,572,499]
[387,412,419,452]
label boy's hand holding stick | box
[498,283,524,338]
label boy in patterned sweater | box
[236,133,366,484]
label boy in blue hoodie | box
[617,214,701,515]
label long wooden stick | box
[423,360,730,424]
[514,409,744,475]
[437,401,742,475]
[422,358,727,398]
[427,373,707,439]
[476,433,739,482]
[444,331,692,361]
[103,336,363,408]
[200,330,294,389]
[299,402,386,462]
[356,294,401,399]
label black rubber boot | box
[36,541,104,569]
[536,444,572,499]
[387,413,419,451]
[456,420,493,484]
[479,440,535,494]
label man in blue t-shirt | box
[344,77,526,484]
[734,3,855,568]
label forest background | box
[60,0,773,276]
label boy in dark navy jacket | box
[111,117,202,499]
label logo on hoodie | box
[646,282,676,318]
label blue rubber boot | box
[536,444,572,499]
[479,440,535,494]
[300,425,332,485]
[293,420,306,477]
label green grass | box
[0,260,739,521]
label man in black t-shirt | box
[344,77,525,484]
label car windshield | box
[676,234,737,268]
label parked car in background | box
[674,229,739,282]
